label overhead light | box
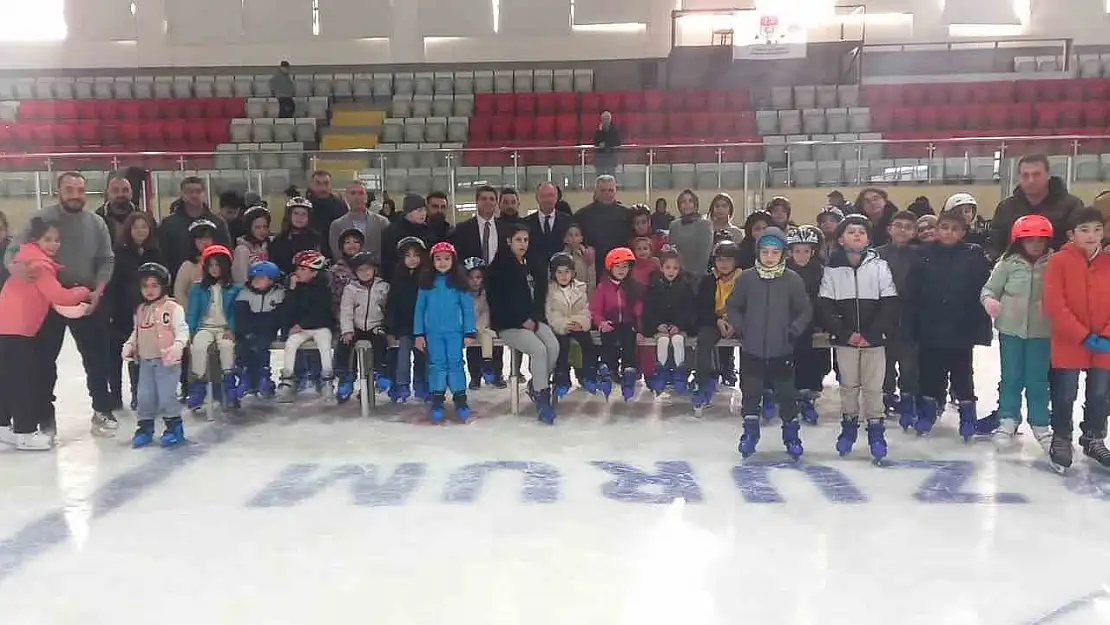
[948,23,1027,37]
[572,22,647,33]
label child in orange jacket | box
[1043,207,1110,473]
[0,217,90,450]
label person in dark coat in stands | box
[555,186,573,216]
[106,212,163,411]
[906,195,935,219]
[95,173,139,246]
[305,170,349,259]
[854,187,898,247]
[158,176,231,281]
[380,194,435,281]
[987,153,1084,260]
[269,196,324,275]
[574,175,628,281]
[593,111,622,176]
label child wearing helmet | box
[590,246,642,400]
[269,196,324,276]
[691,239,743,409]
[334,252,390,404]
[462,257,499,389]
[641,247,696,394]
[0,217,91,450]
[786,225,829,424]
[233,260,285,399]
[108,211,163,413]
[277,249,336,403]
[876,211,922,428]
[231,206,272,285]
[384,237,430,403]
[328,227,367,318]
[184,244,242,411]
[122,262,189,448]
[173,219,219,311]
[546,252,598,398]
[981,214,1054,453]
[415,241,476,423]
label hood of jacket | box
[13,241,62,273]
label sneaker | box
[490,377,508,390]
[468,379,481,391]
[991,419,1018,451]
[91,411,119,437]
[14,432,52,451]
[0,427,16,446]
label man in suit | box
[524,182,569,264]
[451,185,508,388]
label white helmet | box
[786,225,822,247]
[943,192,977,213]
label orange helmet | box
[605,247,635,271]
[199,245,232,265]
[1011,214,1053,240]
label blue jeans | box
[1051,367,1110,438]
[426,332,466,395]
[394,335,427,387]
[137,358,182,422]
[997,334,1051,427]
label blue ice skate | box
[738,416,761,458]
[429,393,446,424]
[761,389,777,422]
[958,401,978,442]
[673,366,689,394]
[222,372,241,409]
[536,388,556,425]
[389,383,411,403]
[975,410,1000,436]
[374,372,392,394]
[235,368,256,399]
[258,367,276,399]
[453,393,471,423]
[580,370,599,395]
[596,364,613,399]
[798,391,819,425]
[898,394,917,431]
[553,372,572,399]
[335,374,356,403]
[160,418,185,447]
[481,367,496,386]
[836,416,860,457]
[646,369,667,395]
[413,380,430,402]
[867,419,888,462]
[132,421,155,449]
[297,373,311,393]
[915,396,940,435]
[782,419,804,460]
[621,368,638,401]
[185,380,207,411]
[883,393,898,416]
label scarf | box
[756,259,785,280]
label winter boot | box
[691,376,716,414]
[186,380,208,411]
[317,374,336,401]
[914,396,939,435]
[673,366,689,395]
[958,401,978,442]
[258,367,276,399]
[761,389,777,422]
[132,420,155,448]
[1080,427,1110,469]
[221,371,241,409]
[836,415,860,457]
[412,380,430,402]
[867,419,888,462]
[738,416,761,458]
[335,374,356,403]
[235,368,256,399]
[975,410,1001,436]
[374,372,392,394]
[991,419,1019,451]
[1049,433,1074,474]
[160,417,185,447]
[898,394,916,431]
[389,383,411,403]
[453,392,471,423]
[596,364,613,399]
[621,367,638,401]
[429,393,447,424]
[276,375,297,404]
[91,411,119,437]
[782,419,803,460]
[798,391,819,425]
[720,369,738,388]
[536,388,556,425]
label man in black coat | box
[987,154,1083,260]
[426,190,453,242]
[498,187,525,226]
[158,176,231,280]
[380,194,434,281]
[573,174,628,281]
[305,170,349,259]
[94,173,139,246]
[524,182,569,264]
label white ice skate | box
[276,377,297,404]
[991,419,1018,452]
[1032,426,1053,456]
[318,375,336,402]
[0,427,16,446]
[90,411,119,437]
[14,432,52,451]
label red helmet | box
[1011,214,1053,240]
[293,249,328,270]
[430,241,457,257]
[199,245,232,265]
[605,247,635,271]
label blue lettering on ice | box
[591,461,704,504]
[1060,465,1110,500]
[890,460,1029,504]
[731,461,867,503]
[443,461,561,503]
[246,463,427,507]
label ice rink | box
[0,339,1108,625]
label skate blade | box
[90,426,116,439]
[1049,461,1068,475]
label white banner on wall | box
[732,12,807,60]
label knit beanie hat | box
[402,193,427,214]
[757,226,787,250]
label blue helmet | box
[247,260,280,281]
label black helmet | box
[243,206,271,225]
[396,236,426,252]
[548,252,576,280]
[137,262,171,287]
[350,251,379,272]
[188,219,217,239]
[339,227,366,245]
[835,214,873,240]
[712,239,742,262]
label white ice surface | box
[0,340,1107,625]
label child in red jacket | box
[590,247,643,399]
[0,217,90,450]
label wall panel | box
[318,0,394,39]
[166,0,244,45]
[417,0,495,37]
[500,0,572,36]
[242,0,314,42]
[65,0,138,41]
[573,0,653,25]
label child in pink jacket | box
[590,247,643,399]
[122,262,190,448]
[0,217,90,450]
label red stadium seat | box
[118,100,141,120]
[1034,103,1061,128]
[0,123,12,148]
[902,84,929,106]
[709,113,736,139]
[986,82,1015,103]
[31,123,56,150]
[644,113,666,138]
[1059,101,1082,127]
[623,113,647,140]
[727,90,750,111]
[1087,80,1110,102]
[893,107,919,131]
[11,124,35,149]
[140,120,165,145]
[53,123,78,150]
[206,119,230,144]
[667,112,692,138]
[469,117,491,141]
[160,99,184,119]
[534,115,555,140]
[686,91,709,113]
[965,105,989,130]
[917,107,939,131]
[555,92,578,115]
[474,94,496,116]
[137,100,160,120]
[946,84,970,106]
[18,101,50,121]
[493,94,515,116]
[580,92,602,117]
[983,104,1010,130]
[937,106,964,131]
[1009,102,1033,130]
[54,101,77,120]
[1062,80,1085,103]
[95,101,121,122]
[223,98,246,119]
[736,111,756,137]
[516,93,536,116]
[535,93,558,116]
[185,121,207,145]
[514,116,535,140]
[490,117,514,141]
[598,92,621,113]
[74,100,98,120]
[623,91,645,113]
[1084,101,1108,128]
[663,91,686,113]
[642,91,664,113]
[554,115,578,142]
[923,86,948,106]
[164,119,187,148]
[690,113,710,138]
[75,121,100,147]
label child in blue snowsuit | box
[415,242,476,423]
[234,260,285,399]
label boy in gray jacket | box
[335,252,390,402]
[726,227,813,460]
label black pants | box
[37,307,114,425]
[600,324,637,373]
[466,345,504,382]
[740,353,797,420]
[1051,368,1110,438]
[278,97,295,118]
[793,336,829,392]
[107,323,138,408]
[0,335,52,433]
[696,325,723,379]
[883,338,920,396]
[919,346,975,402]
[334,330,388,377]
[555,331,598,382]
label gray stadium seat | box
[763,136,787,164]
[837,85,859,108]
[230,119,253,143]
[826,108,849,134]
[403,118,425,143]
[280,143,305,170]
[353,74,373,98]
[312,74,333,97]
[252,75,271,97]
[294,118,317,143]
[172,76,194,98]
[214,144,238,170]
[14,78,34,100]
[414,72,435,96]
[787,135,812,162]
[372,73,393,97]
[1037,55,1061,73]
[432,95,454,118]
[771,87,793,110]
[1014,56,1037,73]
[54,78,75,100]
[835,133,860,161]
[396,145,419,169]
[792,161,817,186]
[778,110,802,135]
[252,118,275,143]
[394,72,415,96]
[33,78,54,100]
[453,94,474,117]
[816,85,838,108]
[74,78,94,99]
[273,118,296,143]
[672,164,696,189]
[382,118,404,143]
[802,109,826,134]
[411,94,433,118]
[859,133,883,161]
[154,76,174,99]
[756,110,778,135]
[843,160,865,185]
[194,76,215,98]
[533,69,554,92]
[573,69,593,92]
[848,107,871,133]
[793,86,816,109]
[447,117,469,143]
[454,71,475,94]
[233,75,254,98]
[307,97,329,119]
[391,96,412,118]
[115,77,136,99]
[133,76,154,99]
[425,117,448,142]
[494,70,514,93]
[818,160,843,185]
[259,143,282,170]
[1075,154,1100,181]
[245,98,267,119]
[513,70,533,93]
[812,134,836,162]
[214,77,234,98]
[474,70,495,94]
[433,72,454,95]
[553,69,573,92]
[94,77,115,99]
[333,74,354,99]
[971,157,996,182]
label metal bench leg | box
[205,345,220,422]
[509,347,520,416]
[355,341,375,419]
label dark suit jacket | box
[450,216,508,264]
[524,210,569,265]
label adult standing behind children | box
[525,182,570,264]
[988,154,1083,260]
[305,170,349,260]
[381,194,436,281]
[4,172,117,436]
[575,175,628,281]
[667,189,713,276]
[158,177,231,281]
[328,180,389,264]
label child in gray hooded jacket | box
[334,252,390,402]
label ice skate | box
[781,419,803,460]
[914,397,939,435]
[317,374,336,402]
[536,388,556,425]
[957,401,978,442]
[737,416,761,458]
[481,366,496,387]
[389,383,411,403]
[91,411,119,437]
[221,371,241,409]
[553,372,572,399]
[258,367,276,399]
[185,380,208,411]
[413,380,430,402]
[975,410,1001,436]
[673,366,689,394]
[374,372,392,394]
[836,416,860,457]
[132,420,155,448]
[14,432,52,451]
[720,369,738,388]
[160,417,185,447]
[897,394,916,431]
[991,419,1018,452]
[1032,426,1053,456]
[0,427,16,446]
[596,364,613,399]
[1081,430,1110,470]
[761,389,776,422]
[691,377,715,415]
[798,391,819,425]
[429,393,446,424]
[453,392,471,423]
[883,393,898,417]
[276,375,297,404]
[867,419,887,462]
[1049,434,1073,474]
[235,367,257,399]
[335,374,356,403]
[646,369,667,395]
[620,367,638,401]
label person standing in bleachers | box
[328,180,389,264]
[525,182,570,264]
[988,154,1084,261]
[270,60,296,119]
[305,171,349,260]
[158,177,231,282]
[574,175,628,281]
[593,111,622,176]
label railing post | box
[579,148,587,190]
[446,151,458,224]
[178,156,187,172]
[784,143,792,187]
[377,153,387,191]
[716,147,723,190]
[926,142,936,183]
[44,158,54,193]
[646,148,654,199]
[150,173,159,218]
[33,171,43,211]
[511,150,520,188]
[1068,139,1079,184]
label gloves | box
[162,343,185,365]
[982,297,1002,319]
[1083,334,1110,354]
